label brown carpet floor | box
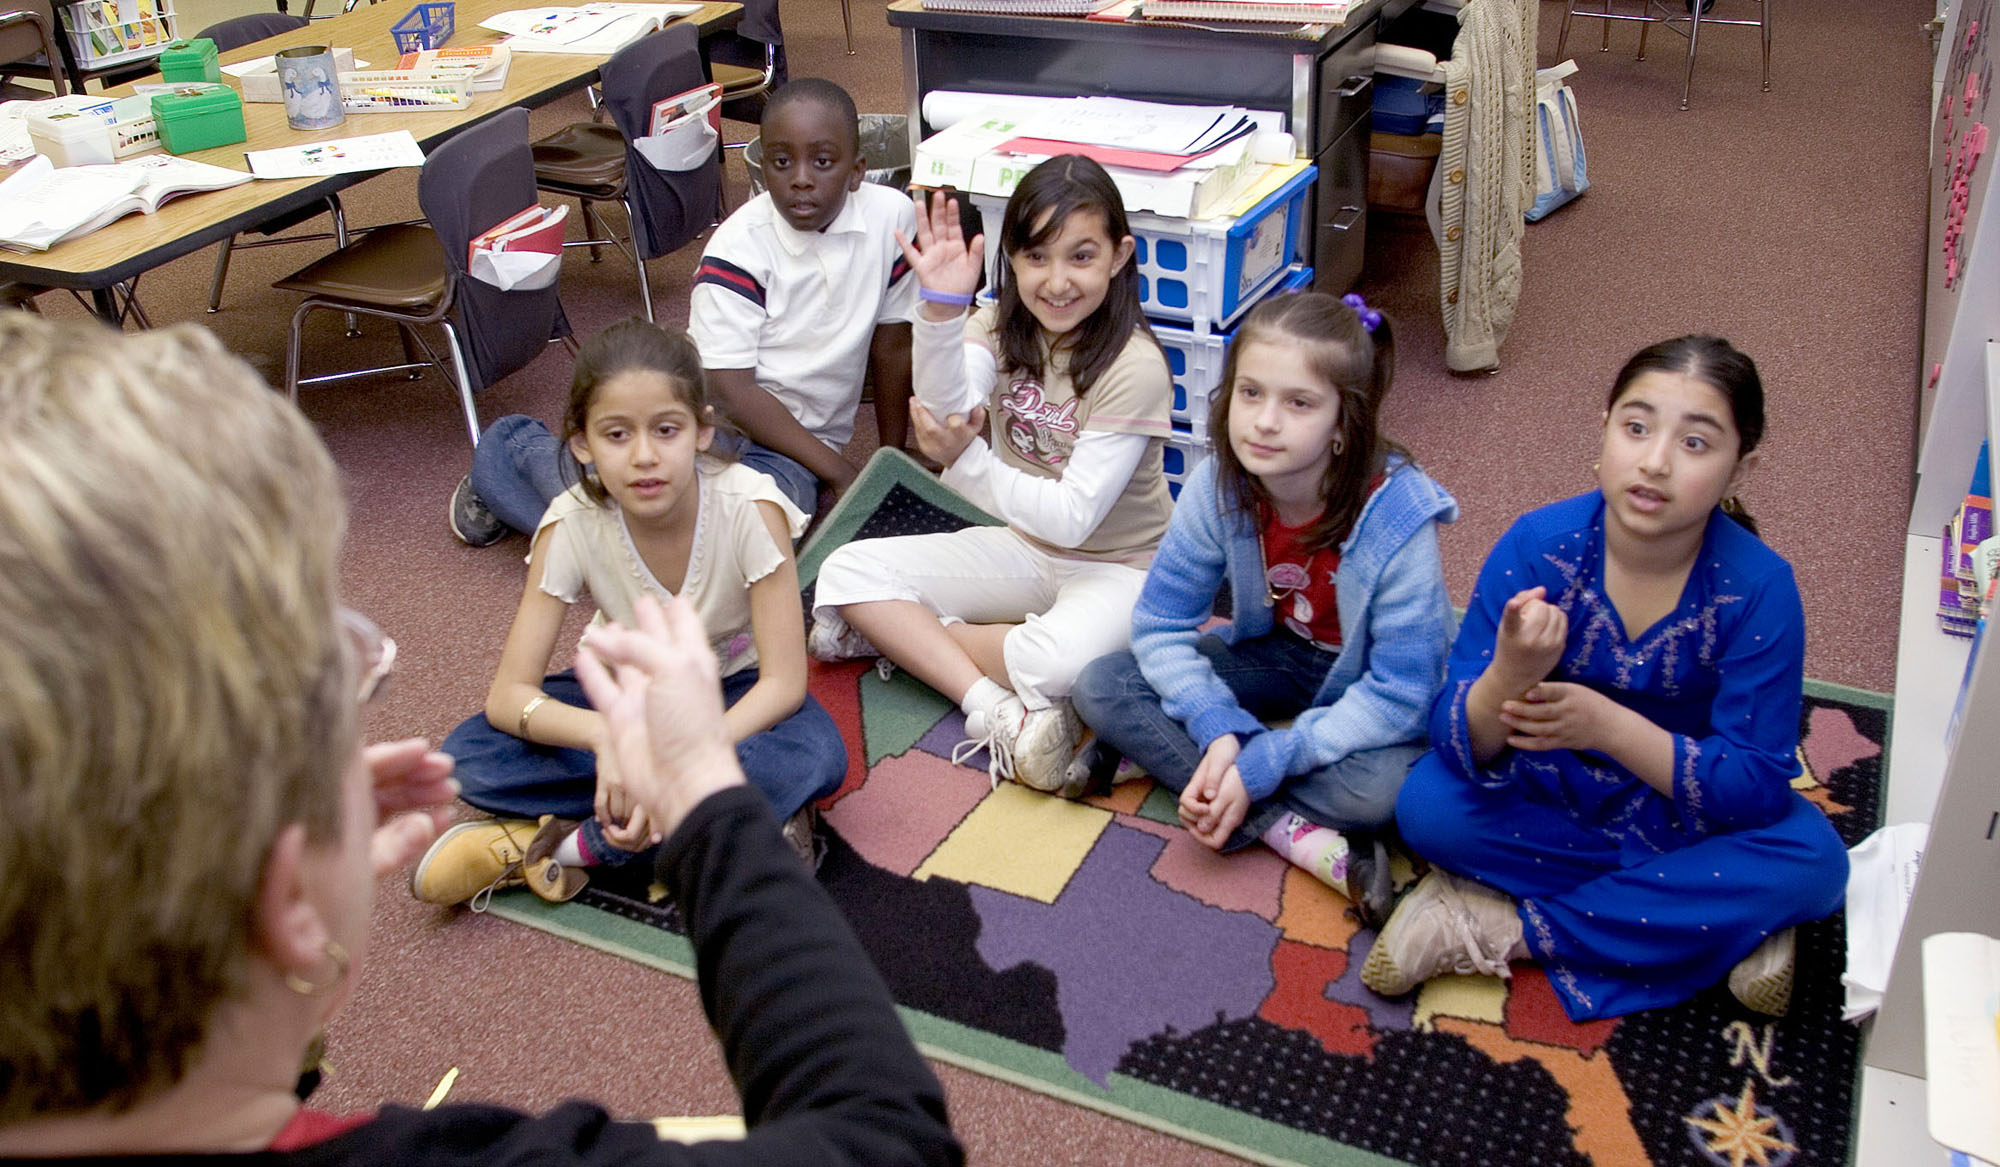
[27,0,1928,1160]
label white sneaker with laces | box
[1012,701,1081,793]
[952,692,1027,788]
[807,616,879,662]
[1361,869,1524,996]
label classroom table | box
[885,0,1412,292]
[0,0,740,318]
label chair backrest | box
[0,1,67,95]
[598,22,720,261]
[194,12,309,52]
[419,106,570,395]
[733,0,780,50]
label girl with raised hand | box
[810,155,1175,793]
[1362,335,1847,1020]
[1069,292,1457,925]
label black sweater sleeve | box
[654,786,962,1167]
[8,790,960,1167]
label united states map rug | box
[486,450,1888,1166]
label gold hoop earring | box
[1331,436,1345,456]
[284,940,350,997]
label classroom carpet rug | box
[486,450,1891,1167]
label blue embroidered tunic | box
[1396,491,1847,1020]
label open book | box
[479,4,701,54]
[1139,0,1350,21]
[0,154,251,253]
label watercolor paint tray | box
[335,69,472,112]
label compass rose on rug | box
[1684,1079,1798,1167]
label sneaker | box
[1343,831,1394,931]
[411,817,539,908]
[449,474,507,548]
[520,815,588,903]
[1057,742,1149,800]
[807,615,880,662]
[782,805,824,871]
[1360,869,1522,997]
[1012,701,1082,793]
[952,691,1027,788]
[1727,928,1795,1016]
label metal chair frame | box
[284,283,484,445]
[0,6,66,96]
[1556,0,1770,111]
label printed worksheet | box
[244,130,427,179]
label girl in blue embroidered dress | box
[1362,335,1848,1021]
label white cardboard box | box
[236,47,358,102]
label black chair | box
[530,22,720,323]
[706,0,784,124]
[194,12,351,314]
[0,1,66,98]
[275,107,575,446]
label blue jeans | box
[469,415,822,536]
[443,669,847,865]
[1070,632,1423,845]
[469,414,581,535]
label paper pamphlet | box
[1844,821,1928,1020]
[245,131,428,179]
[1924,933,2000,1165]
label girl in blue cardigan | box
[1070,293,1457,925]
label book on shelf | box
[1138,0,1350,23]
[1943,440,1993,635]
[0,153,248,253]
[394,44,512,91]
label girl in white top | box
[811,155,1175,794]
[416,321,847,907]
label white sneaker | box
[1012,701,1082,793]
[1727,928,1795,1016]
[953,691,1027,788]
[1361,869,1523,997]
[807,616,879,662]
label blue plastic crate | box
[1153,264,1315,440]
[390,1,453,52]
[1162,423,1210,500]
[969,164,1316,334]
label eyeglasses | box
[338,607,397,706]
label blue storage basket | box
[391,1,453,52]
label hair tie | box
[1341,293,1382,334]
[919,287,976,307]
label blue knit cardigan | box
[1129,452,1460,800]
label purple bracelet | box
[919,287,976,307]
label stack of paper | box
[913,94,1285,219]
[1139,0,1352,23]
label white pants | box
[813,525,1149,709]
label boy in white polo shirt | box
[689,78,916,514]
[449,78,917,545]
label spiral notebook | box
[920,0,1101,14]
[1138,0,1350,21]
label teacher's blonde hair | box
[0,315,352,1122]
